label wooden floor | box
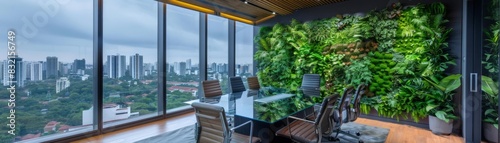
[73,112,465,143]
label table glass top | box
[185,90,315,123]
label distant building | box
[81,75,90,81]
[2,56,25,87]
[186,59,191,70]
[179,62,186,76]
[20,133,41,141]
[31,61,43,81]
[73,59,86,74]
[130,54,144,79]
[43,121,70,133]
[106,54,126,79]
[174,62,179,75]
[211,62,217,72]
[56,77,70,93]
[82,104,138,125]
[46,56,58,79]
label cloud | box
[0,0,254,66]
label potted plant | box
[424,74,461,135]
[481,76,498,143]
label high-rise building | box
[25,62,32,81]
[107,54,127,79]
[46,56,58,79]
[186,59,191,70]
[31,61,43,81]
[56,77,70,93]
[60,63,70,76]
[236,64,241,75]
[73,59,86,75]
[130,54,144,79]
[179,62,186,76]
[174,62,179,75]
[242,64,249,74]
[211,63,217,72]
[3,57,25,87]
[0,61,3,83]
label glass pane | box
[0,0,94,142]
[166,5,200,112]
[103,0,158,128]
[207,15,229,94]
[483,0,500,141]
[235,22,253,88]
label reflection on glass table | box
[185,90,314,123]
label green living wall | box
[482,0,500,129]
[254,3,455,122]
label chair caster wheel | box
[358,141,364,143]
[356,132,361,136]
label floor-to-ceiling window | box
[235,22,253,87]
[480,0,500,142]
[166,5,200,112]
[103,0,158,128]
[207,15,229,94]
[0,0,94,142]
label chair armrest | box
[286,116,316,141]
[230,121,253,143]
[288,116,315,124]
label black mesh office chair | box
[229,77,246,93]
[300,74,321,97]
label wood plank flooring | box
[74,112,466,143]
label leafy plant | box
[345,57,372,86]
[424,74,461,123]
[482,76,499,129]
[368,52,395,96]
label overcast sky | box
[0,0,253,65]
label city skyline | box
[0,0,253,64]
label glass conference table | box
[185,90,315,143]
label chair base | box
[330,130,363,143]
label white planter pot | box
[428,115,453,135]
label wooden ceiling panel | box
[163,0,346,24]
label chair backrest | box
[229,77,246,93]
[349,84,367,122]
[301,74,321,97]
[247,76,261,90]
[314,94,339,135]
[192,102,230,143]
[301,74,320,88]
[202,80,223,98]
[337,86,355,123]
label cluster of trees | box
[0,71,199,142]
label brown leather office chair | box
[275,94,339,143]
[192,102,261,143]
[247,77,260,90]
[202,80,223,99]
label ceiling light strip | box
[220,12,254,25]
[167,0,215,14]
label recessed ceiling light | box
[272,12,276,15]
[244,1,248,4]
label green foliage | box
[482,0,500,129]
[424,74,461,123]
[255,2,454,123]
[345,58,372,86]
[368,52,395,97]
[482,76,499,128]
